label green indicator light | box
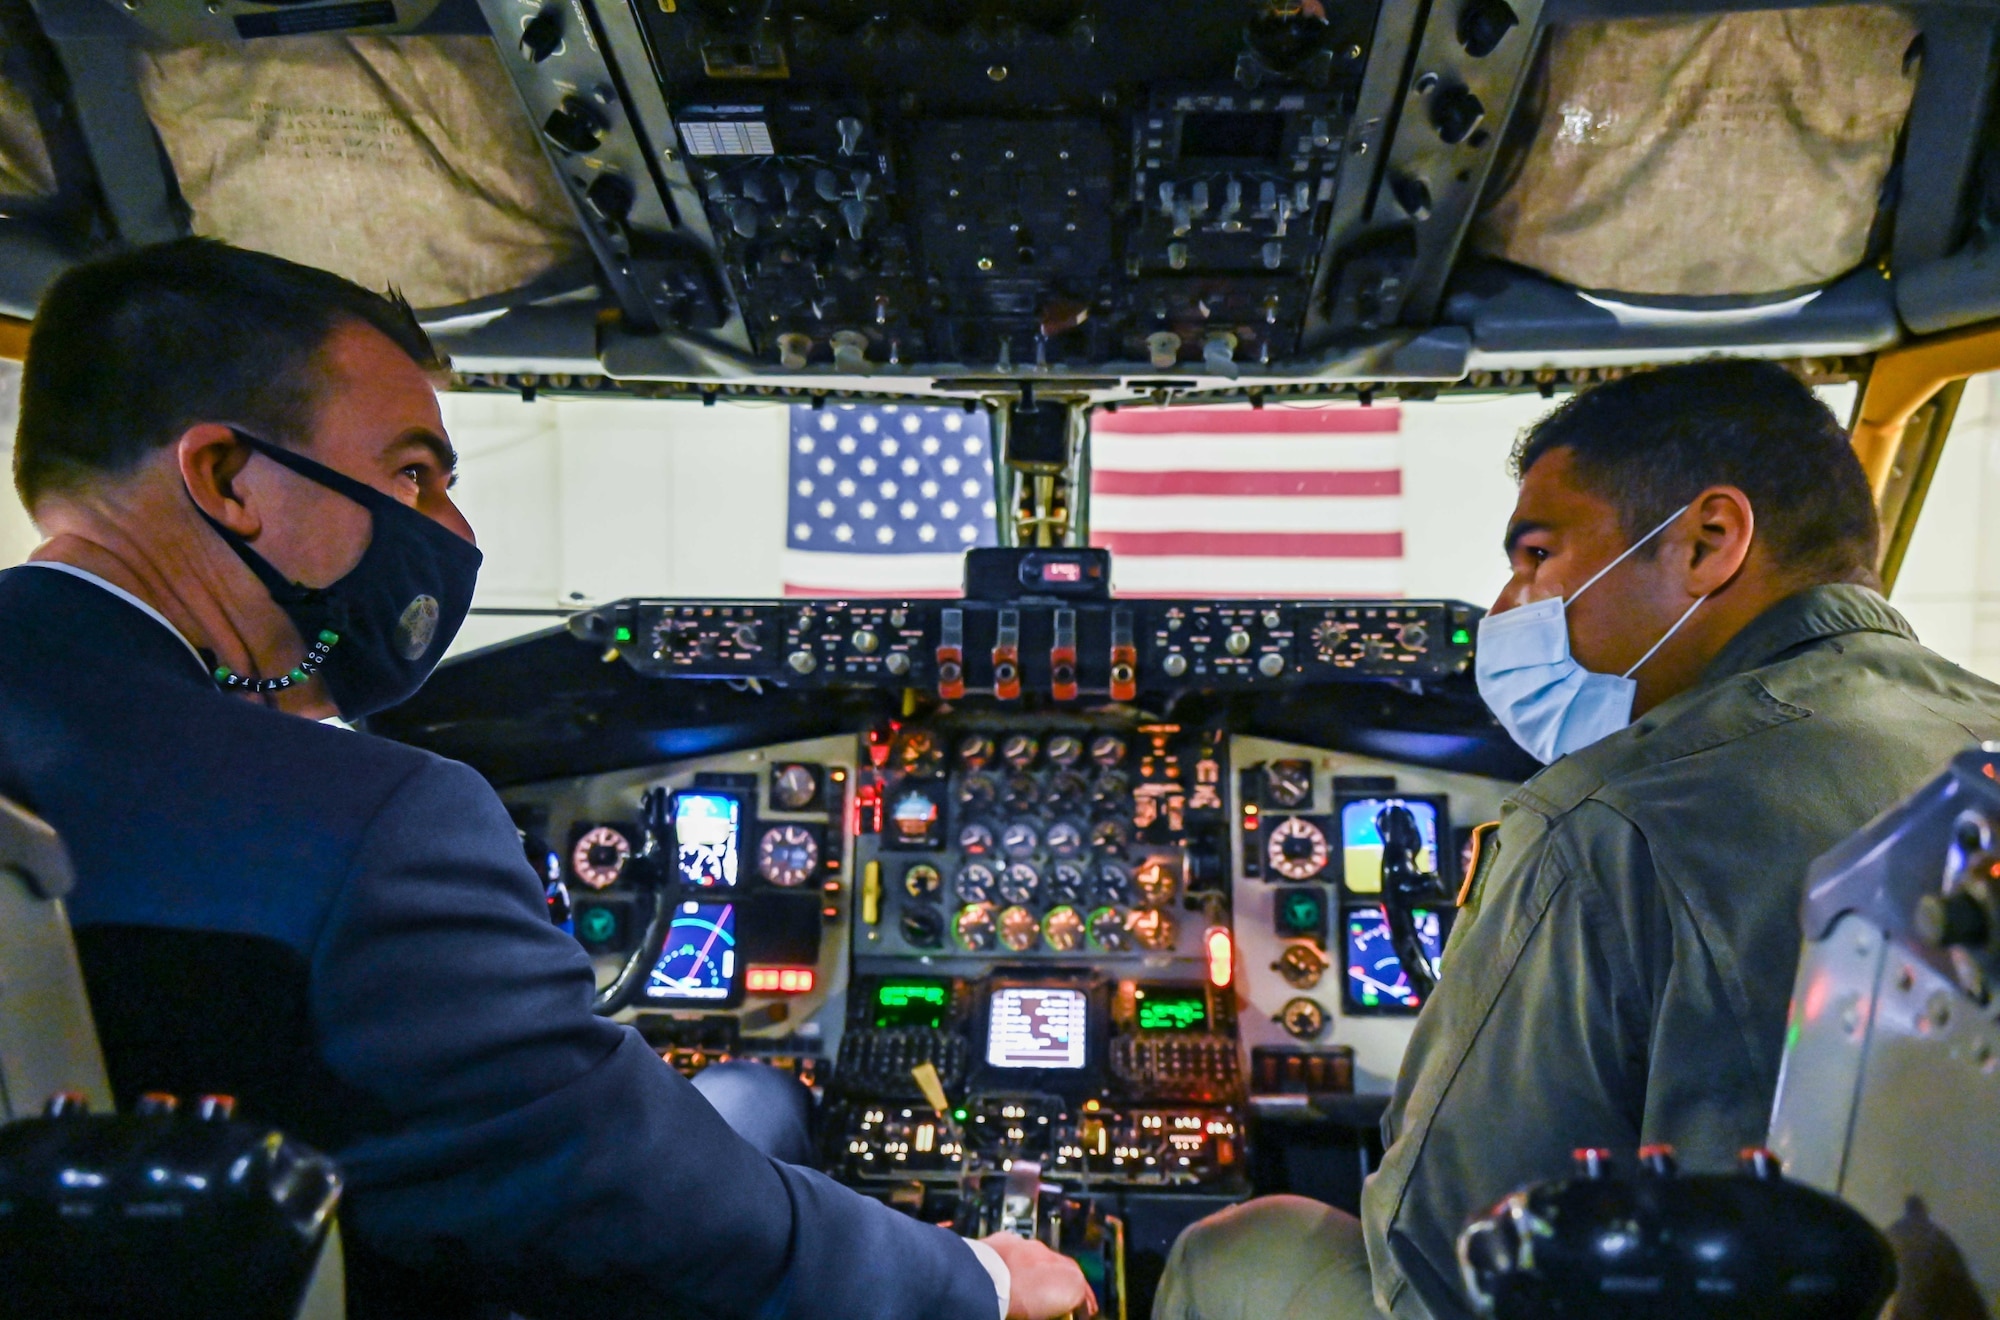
[953,1108,968,1122]
[1451,628,1472,645]
[580,908,618,942]
[614,626,634,644]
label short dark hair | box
[14,238,442,508]
[1511,360,1880,587]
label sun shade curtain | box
[135,36,589,312]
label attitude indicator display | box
[675,792,741,887]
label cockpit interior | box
[3,0,2000,1316]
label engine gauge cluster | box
[862,722,1228,962]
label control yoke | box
[590,786,675,1015]
[1378,803,1451,1001]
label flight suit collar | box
[1697,582,1915,687]
[1509,585,1911,821]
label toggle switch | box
[1110,608,1137,701]
[1051,607,1078,702]
[937,607,965,700]
[993,608,1022,701]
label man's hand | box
[980,1231,1098,1319]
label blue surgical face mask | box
[1476,504,1706,764]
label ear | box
[1682,485,1755,596]
[177,425,259,537]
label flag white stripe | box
[1091,435,1401,473]
[1109,557,1404,595]
[1090,494,1404,534]
[781,550,966,592]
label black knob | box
[1916,889,1991,948]
[520,7,564,62]
[43,1091,90,1118]
[1739,1147,1783,1179]
[136,1092,180,1117]
[586,172,637,226]
[1456,0,1518,57]
[901,906,945,948]
[1637,1143,1677,1176]
[543,96,607,154]
[196,1094,237,1122]
[1430,85,1486,146]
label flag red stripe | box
[1093,407,1400,435]
[1091,469,1401,497]
[1092,531,1404,558]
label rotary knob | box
[788,650,818,674]
[852,628,880,654]
[884,651,911,677]
[519,6,563,62]
[1258,652,1285,677]
[1226,629,1252,656]
[1396,622,1429,650]
[1162,653,1189,678]
[1262,609,1282,629]
[1278,997,1325,1039]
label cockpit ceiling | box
[2,0,1991,399]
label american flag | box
[784,404,999,596]
[1090,403,1403,597]
[783,401,1403,598]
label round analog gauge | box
[1091,818,1133,853]
[1089,734,1127,769]
[1129,906,1178,951]
[1088,905,1133,952]
[1003,774,1041,814]
[1043,905,1085,952]
[954,903,997,952]
[1267,817,1331,880]
[955,863,997,904]
[1046,862,1086,905]
[757,825,819,887]
[1135,857,1178,907]
[1276,942,1330,989]
[1046,733,1084,768]
[901,907,944,948]
[1001,733,1040,770]
[998,905,1041,951]
[959,772,1000,810]
[1001,820,1041,859]
[1264,760,1313,810]
[771,763,819,811]
[570,826,631,890]
[998,863,1040,906]
[1281,996,1327,1039]
[896,729,942,777]
[1093,860,1137,907]
[904,863,943,899]
[958,821,998,857]
[956,733,994,769]
[1045,820,1087,860]
[1091,771,1133,813]
[1047,771,1091,811]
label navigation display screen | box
[986,987,1089,1069]
[875,980,950,1029]
[1134,985,1207,1032]
[1339,797,1441,895]
[675,792,741,887]
[1344,906,1445,1011]
[644,901,737,1002]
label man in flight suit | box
[1154,361,2000,1320]
[0,239,1091,1320]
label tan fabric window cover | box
[0,72,56,199]
[1472,7,1920,298]
[138,37,587,310]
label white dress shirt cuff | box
[962,1237,1011,1320]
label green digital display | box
[1134,986,1207,1032]
[875,980,950,1029]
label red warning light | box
[746,967,816,994]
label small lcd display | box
[1179,111,1287,161]
[1339,797,1441,895]
[1134,986,1207,1033]
[1344,906,1445,1011]
[645,901,737,1002]
[875,980,950,1029]
[675,792,741,887]
[1040,560,1083,584]
[986,987,1089,1069]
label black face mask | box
[195,430,482,719]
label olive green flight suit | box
[1155,586,2000,1320]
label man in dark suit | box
[0,238,1091,1320]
